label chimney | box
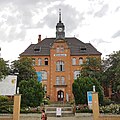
[38,35,41,43]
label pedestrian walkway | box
[0,113,93,120]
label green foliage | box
[0,95,9,102]
[102,50,120,93]
[19,79,44,107]
[76,104,93,113]
[11,57,37,86]
[0,58,10,80]
[81,57,102,81]
[72,77,104,105]
[100,104,120,114]
[102,98,113,106]
[0,96,13,113]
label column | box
[92,92,99,120]
[13,94,21,120]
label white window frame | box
[72,58,76,65]
[38,58,42,66]
[79,57,83,65]
[74,71,80,79]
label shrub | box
[100,104,120,114]
[102,97,113,106]
[76,104,93,113]
[0,95,9,102]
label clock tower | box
[56,9,65,40]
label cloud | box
[115,6,120,12]
[94,4,109,17]
[39,4,85,34]
[91,38,110,45]
[0,0,67,43]
[112,30,120,38]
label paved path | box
[0,113,93,120]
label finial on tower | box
[59,9,61,23]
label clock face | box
[58,28,63,32]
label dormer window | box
[34,47,41,52]
[80,47,86,53]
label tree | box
[72,57,104,105]
[0,58,10,80]
[81,57,102,81]
[72,77,103,105]
[102,50,120,93]
[11,57,37,86]
[19,79,44,107]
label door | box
[57,90,64,101]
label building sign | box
[56,108,62,116]
[54,54,67,56]
[87,91,92,109]
[0,75,17,96]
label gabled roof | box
[20,37,101,56]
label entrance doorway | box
[57,90,64,101]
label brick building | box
[20,11,101,102]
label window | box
[43,85,47,92]
[56,76,60,85]
[56,45,64,53]
[38,58,42,66]
[61,76,65,85]
[72,58,76,65]
[86,58,90,64]
[56,61,64,71]
[80,47,86,53]
[34,47,41,52]
[74,71,80,79]
[61,45,64,52]
[44,58,48,65]
[40,71,47,80]
[32,58,35,66]
[56,76,65,85]
[79,57,83,65]
[56,46,60,53]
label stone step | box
[44,104,75,117]
[48,104,72,107]
[45,107,73,111]
[46,113,75,117]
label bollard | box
[92,92,99,120]
[13,94,21,120]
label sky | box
[0,0,120,62]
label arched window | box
[79,57,83,65]
[56,46,60,53]
[74,71,80,79]
[38,58,42,66]
[72,58,76,65]
[32,58,35,66]
[44,58,48,65]
[56,61,64,71]
[60,45,64,52]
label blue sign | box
[36,72,42,82]
[87,91,92,104]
